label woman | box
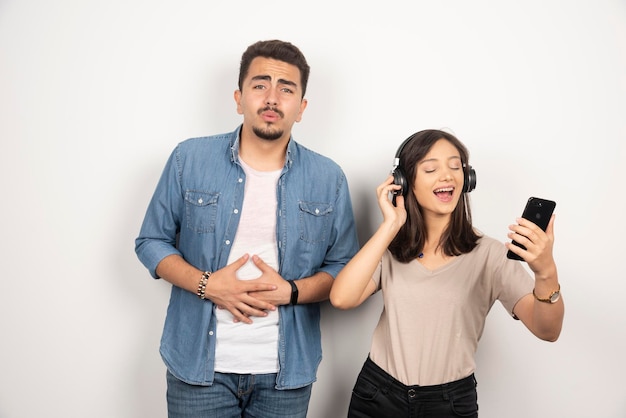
[330,130,564,417]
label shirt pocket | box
[298,201,333,244]
[185,191,219,233]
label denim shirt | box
[135,126,359,389]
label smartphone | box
[506,197,556,261]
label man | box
[135,40,359,417]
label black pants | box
[348,356,479,418]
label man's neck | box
[239,130,288,171]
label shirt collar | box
[229,124,295,169]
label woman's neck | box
[420,213,451,257]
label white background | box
[1,1,625,417]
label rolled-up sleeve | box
[318,172,359,278]
[135,147,184,278]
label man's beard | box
[252,125,284,141]
[253,106,284,140]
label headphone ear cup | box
[463,166,477,193]
[392,167,408,196]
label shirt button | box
[238,178,243,183]
[234,209,239,214]
[315,208,320,214]
[198,198,203,204]
[225,240,231,245]
[209,331,214,336]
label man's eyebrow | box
[278,78,297,88]
[251,75,271,82]
[250,74,297,88]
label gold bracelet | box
[197,271,211,300]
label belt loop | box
[441,383,450,401]
[381,373,392,395]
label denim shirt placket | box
[274,151,292,388]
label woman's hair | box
[388,129,481,262]
[238,40,311,98]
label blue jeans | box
[348,357,479,418]
[166,370,312,418]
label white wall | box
[1,1,625,417]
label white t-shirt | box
[369,236,534,386]
[214,159,281,374]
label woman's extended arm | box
[508,215,565,341]
[330,176,406,309]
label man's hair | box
[238,40,310,98]
[388,129,481,263]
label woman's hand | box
[506,214,557,279]
[377,175,407,231]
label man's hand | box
[248,255,292,306]
[206,254,278,324]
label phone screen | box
[506,197,556,261]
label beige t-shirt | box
[369,235,533,386]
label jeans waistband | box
[364,356,477,400]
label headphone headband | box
[392,133,418,169]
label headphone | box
[391,132,477,197]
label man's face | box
[235,57,307,142]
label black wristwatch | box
[288,280,299,305]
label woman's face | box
[412,138,465,219]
